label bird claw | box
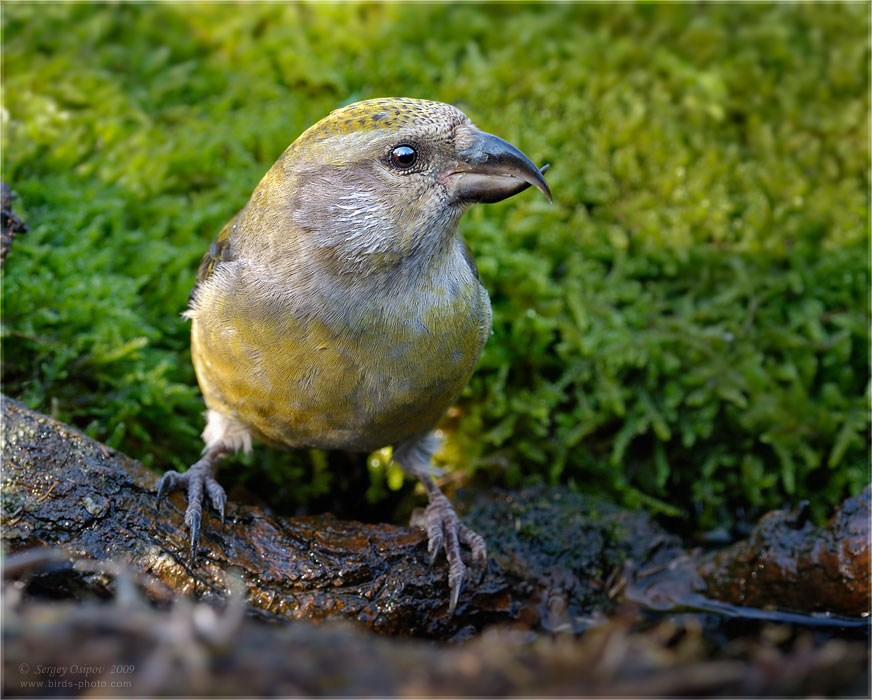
[205,479,227,525]
[156,470,182,508]
[413,492,488,615]
[156,460,227,566]
[186,506,202,568]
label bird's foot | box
[411,489,487,615]
[157,450,227,566]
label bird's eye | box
[390,145,417,168]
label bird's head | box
[249,98,550,276]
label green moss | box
[2,3,868,526]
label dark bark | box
[697,491,870,617]
[622,491,870,620]
[2,395,869,696]
[2,398,868,696]
[3,393,868,629]
[1,395,510,638]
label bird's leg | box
[411,474,489,611]
[157,445,230,566]
[396,434,488,615]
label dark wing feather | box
[188,212,240,306]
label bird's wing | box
[188,212,239,305]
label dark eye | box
[390,145,417,168]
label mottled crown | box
[293,97,470,148]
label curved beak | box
[447,129,552,204]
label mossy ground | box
[2,3,868,529]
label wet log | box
[1,395,510,638]
[2,395,869,695]
[697,489,871,617]
[6,393,697,639]
[623,491,870,620]
[4,392,869,632]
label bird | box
[157,97,551,613]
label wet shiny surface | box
[1,396,509,639]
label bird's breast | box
[191,251,491,452]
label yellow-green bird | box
[158,97,551,613]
